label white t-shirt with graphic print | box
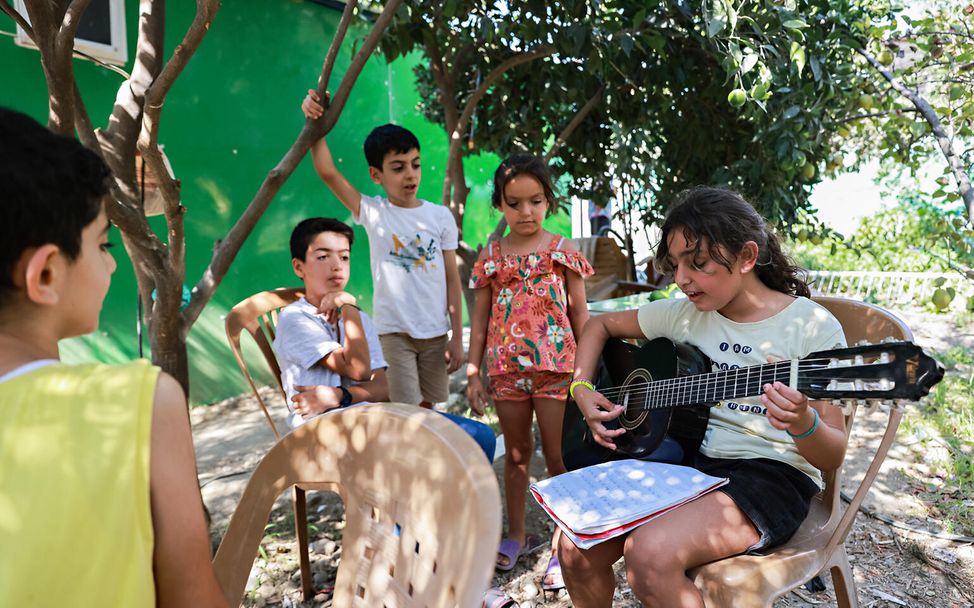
[355,194,458,338]
[636,296,846,486]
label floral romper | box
[469,235,593,401]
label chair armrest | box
[824,406,904,556]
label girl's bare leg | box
[532,397,567,477]
[558,533,625,608]
[533,396,569,578]
[495,399,535,566]
[623,490,760,607]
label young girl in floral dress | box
[466,154,593,590]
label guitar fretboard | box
[631,360,815,411]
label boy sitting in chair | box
[274,218,495,461]
[274,218,388,429]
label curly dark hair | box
[491,153,559,217]
[0,107,110,304]
[654,186,810,297]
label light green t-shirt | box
[0,360,158,606]
[637,297,846,486]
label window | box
[14,0,128,66]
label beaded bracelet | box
[569,379,595,400]
[787,408,820,440]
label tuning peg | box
[881,336,898,343]
[856,340,871,347]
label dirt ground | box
[193,307,974,607]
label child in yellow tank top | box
[0,108,227,608]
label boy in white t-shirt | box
[301,91,463,408]
[273,218,389,429]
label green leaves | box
[782,19,808,30]
[708,18,726,37]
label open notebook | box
[530,460,728,549]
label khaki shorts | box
[378,333,449,405]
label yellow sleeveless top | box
[0,360,158,607]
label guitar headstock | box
[800,341,945,408]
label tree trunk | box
[7,0,403,395]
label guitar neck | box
[638,360,806,410]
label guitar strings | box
[591,358,872,406]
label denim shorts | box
[692,453,820,551]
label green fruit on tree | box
[931,288,953,310]
[797,228,809,242]
[750,83,769,101]
[878,50,894,65]
[727,88,747,108]
[836,125,851,137]
[859,94,875,110]
[810,233,823,245]
[801,163,816,180]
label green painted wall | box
[0,1,569,404]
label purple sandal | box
[495,538,527,571]
[541,553,565,591]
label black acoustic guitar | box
[562,338,945,471]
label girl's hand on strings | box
[760,355,815,435]
[761,380,814,434]
[574,385,625,450]
[465,364,488,416]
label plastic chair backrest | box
[689,296,913,607]
[212,403,502,608]
[224,288,304,440]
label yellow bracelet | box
[569,379,595,400]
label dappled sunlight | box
[186,302,279,405]
[195,176,232,227]
[212,403,501,607]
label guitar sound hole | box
[619,372,651,431]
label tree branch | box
[839,108,918,123]
[183,0,405,325]
[318,0,357,93]
[858,48,973,222]
[314,0,404,136]
[545,85,605,161]
[137,0,220,298]
[452,46,554,145]
[103,0,166,189]
[0,0,33,39]
[44,0,93,133]
[443,45,554,217]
